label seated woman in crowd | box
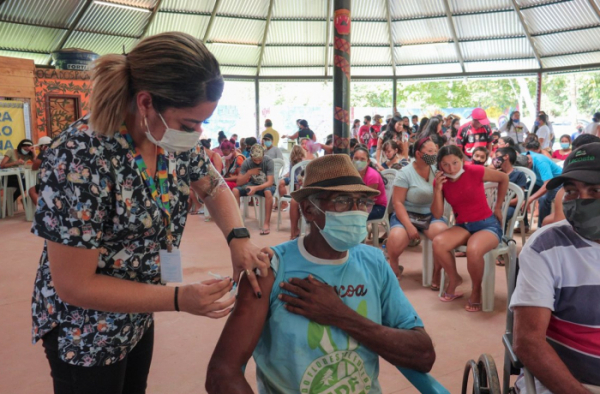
[471,147,489,166]
[28,136,52,207]
[221,140,246,190]
[387,137,449,286]
[552,134,572,161]
[375,116,406,164]
[352,146,388,221]
[381,140,409,170]
[0,138,35,205]
[300,138,316,160]
[432,145,508,312]
[276,145,307,212]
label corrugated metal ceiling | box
[1,0,600,74]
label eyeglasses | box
[317,196,375,213]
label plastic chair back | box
[515,167,536,218]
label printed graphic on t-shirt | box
[301,300,371,394]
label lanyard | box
[120,126,174,251]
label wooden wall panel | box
[0,56,38,142]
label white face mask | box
[444,167,465,180]
[145,113,201,153]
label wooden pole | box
[332,0,351,155]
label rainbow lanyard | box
[120,126,173,251]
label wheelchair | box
[461,239,538,394]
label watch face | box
[233,228,250,238]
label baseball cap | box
[34,136,52,147]
[386,114,393,121]
[263,133,273,141]
[470,108,490,126]
[547,143,600,190]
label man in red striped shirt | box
[456,108,493,159]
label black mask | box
[472,159,486,166]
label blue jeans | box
[236,184,276,197]
[456,214,503,243]
[389,213,448,229]
[537,187,559,228]
[368,204,386,221]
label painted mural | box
[34,68,91,138]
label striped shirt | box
[510,220,600,393]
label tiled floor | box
[0,209,524,393]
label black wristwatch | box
[227,227,250,245]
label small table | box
[0,167,37,221]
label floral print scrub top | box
[31,115,213,367]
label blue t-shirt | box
[253,238,423,394]
[508,168,528,190]
[528,151,562,186]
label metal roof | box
[1,0,600,78]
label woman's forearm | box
[59,273,175,313]
[496,178,509,211]
[206,369,254,394]
[431,191,444,218]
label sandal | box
[465,300,482,312]
[439,292,464,302]
[430,284,440,292]
[260,229,271,236]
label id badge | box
[160,248,183,283]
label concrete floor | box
[0,209,523,394]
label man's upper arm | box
[208,270,275,374]
[513,306,552,351]
[510,241,556,311]
[240,160,249,175]
[266,159,274,177]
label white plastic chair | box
[241,158,284,229]
[438,182,524,312]
[277,160,310,231]
[366,169,396,247]
[421,201,453,287]
[514,167,536,245]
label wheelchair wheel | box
[478,354,501,394]
[462,354,501,394]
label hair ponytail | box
[90,32,224,136]
[90,54,131,136]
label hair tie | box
[415,136,431,151]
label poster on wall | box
[0,101,26,156]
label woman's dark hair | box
[383,139,401,155]
[436,145,464,167]
[506,111,519,132]
[450,118,460,138]
[559,134,571,143]
[418,117,429,134]
[524,135,541,151]
[539,114,547,125]
[497,147,518,165]
[500,136,516,147]
[220,140,234,151]
[382,116,403,142]
[420,117,441,139]
[16,139,34,158]
[299,119,308,128]
[409,136,433,158]
[350,138,358,148]
[353,145,387,185]
[573,134,600,148]
[353,119,360,125]
[90,32,223,135]
[217,130,227,144]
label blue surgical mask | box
[353,160,368,172]
[264,140,272,148]
[560,142,570,149]
[311,201,369,252]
